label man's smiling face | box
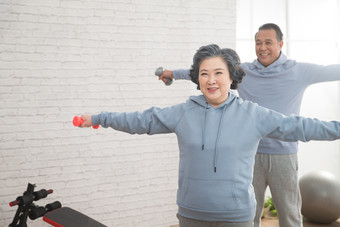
[255,29,283,67]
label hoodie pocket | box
[177,177,237,211]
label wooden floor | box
[170,218,340,227]
[261,218,340,227]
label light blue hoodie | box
[173,53,340,154]
[92,93,340,222]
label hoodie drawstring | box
[201,102,208,151]
[213,105,227,172]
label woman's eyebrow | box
[200,68,225,72]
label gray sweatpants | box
[252,153,302,227]
[177,214,253,227]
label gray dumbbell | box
[155,67,173,86]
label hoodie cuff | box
[91,114,101,126]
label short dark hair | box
[189,44,245,90]
[256,23,283,42]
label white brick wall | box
[0,0,236,226]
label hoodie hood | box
[189,92,237,109]
[247,52,296,75]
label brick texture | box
[0,0,236,226]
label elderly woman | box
[78,44,340,227]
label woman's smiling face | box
[198,56,233,108]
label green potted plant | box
[262,196,278,219]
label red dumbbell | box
[73,116,99,129]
